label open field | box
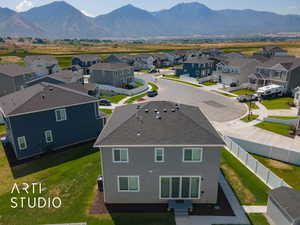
[0,40,299,66]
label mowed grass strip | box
[230,89,255,96]
[0,143,175,225]
[162,77,202,87]
[255,121,291,137]
[268,115,299,120]
[221,148,270,205]
[253,154,300,191]
[125,92,148,104]
[248,213,270,225]
[100,94,127,104]
[240,114,259,123]
[148,82,159,91]
[261,97,294,110]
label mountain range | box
[1,1,300,38]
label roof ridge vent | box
[163,108,167,112]
[171,108,176,112]
[145,109,149,113]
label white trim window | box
[113,148,128,163]
[183,148,203,162]
[17,136,27,150]
[55,108,67,122]
[160,176,201,199]
[44,130,53,143]
[155,148,164,163]
[118,176,139,192]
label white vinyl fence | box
[224,136,290,189]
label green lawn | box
[245,102,259,110]
[202,80,217,86]
[163,75,179,79]
[261,97,294,110]
[125,92,148,104]
[230,89,255,96]
[135,80,144,87]
[0,125,6,134]
[248,213,270,225]
[148,82,159,91]
[255,121,292,137]
[240,114,259,123]
[0,143,175,225]
[100,108,113,115]
[221,148,270,205]
[56,56,73,69]
[268,115,299,120]
[100,94,127,104]
[253,154,300,191]
[162,77,202,87]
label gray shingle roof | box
[0,64,34,77]
[91,62,132,71]
[0,82,98,116]
[50,70,82,83]
[185,57,214,64]
[269,187,300,220]
[94,101,225,147]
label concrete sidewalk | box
[175,175,250,225]
[243,206,267,213]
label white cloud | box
[80,10,95,17]
[15,0,34,12]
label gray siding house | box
[72,54,101,75]
[24,55,60,77]
[253,46,288,57]
[176,57,215,78]
[267,187,300,225]
[0,82,104,160]
[94,101,224,207]
[248,56,300,93]
[0,64,36,97]
[90,63,134,88]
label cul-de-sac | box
[0,1,300,225]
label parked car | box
[147,90,158,97]
[99,99,111,106]
[230,82,237,87]
[237,94,258,103]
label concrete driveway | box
[139,74,247,122]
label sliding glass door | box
[160,176,201,199]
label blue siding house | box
[72,54,101,75]
[176,58,215,78]
[0,82,104,160]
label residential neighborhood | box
[0,1,300,223]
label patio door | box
[160,176,200,199]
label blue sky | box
[2,0,300,17]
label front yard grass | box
[253,154,300,191]
[255,121,292,137]
[230,89,255,96]
[240,114,259,123]
[125,92,148,104]
[245,102,259,110]
[202,80,217,86]
[261,97,294,110]
[148,82,159,91]
[163,74,179,79]
[221,148,270,205]
[0,143,175,225]
[268,115,299,120]
[248,213,270,225]
[100,94,127,104]
[135,80,144,87]
[211,91,236,97]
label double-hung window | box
[183,148,203,162]
[155,148,164,162]
[113,148,128,163]
[44,130,53,143]
[17,136,27,150]
[118,176,139,192]
[55,108,67,122]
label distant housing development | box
[0,82,104,160]
[94,101,224,211]
[24,55,60,77]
